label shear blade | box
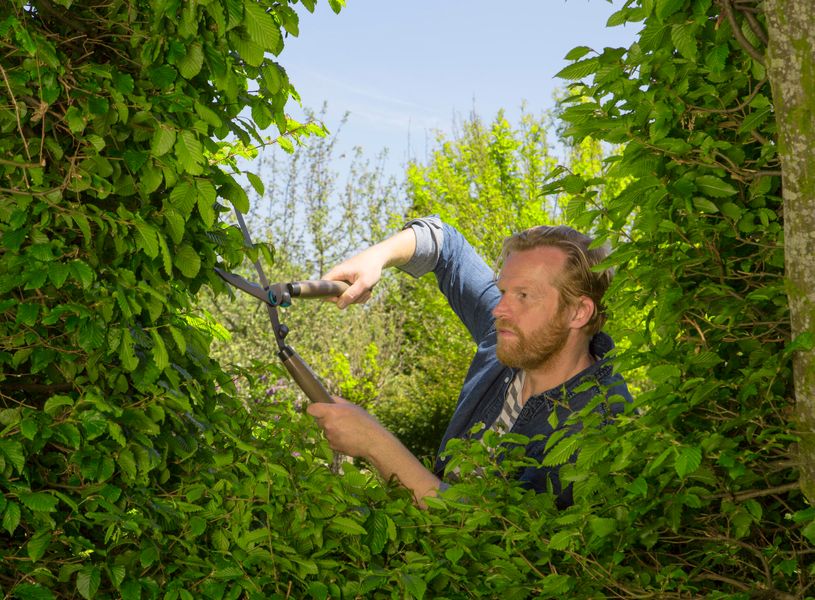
[214,267,271,305]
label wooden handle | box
[279,346,334,403]
[288,280,350,299]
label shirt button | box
[504,377,510,383]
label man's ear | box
[569,296,595,330]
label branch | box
[721,0,766,65]
[743,10,769,45]
[687,77,768,114]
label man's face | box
[492,246,572,371]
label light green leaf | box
[169,181,197,218]
[151,126,176,157]
[647,364,681,383]
[589,516,618,538]
[150,329,169,370]
[174,244,201,278]
[134,219,159,258]
[549,529,575,551]
[671,23,697,61]
[175,131,204,175]
[675,446,703,478]
[564,46,592,61]
[244,0,282,53]
[177,42,204,79]
[555,57,600,80]
[196,179,217,227]
[246,171,264,196]
[229,32,265,67]
[21,492,59,513]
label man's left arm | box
[307,398,441,507]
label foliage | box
[538,0,814,596]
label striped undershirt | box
[490,370,526,434]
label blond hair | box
[500,225,612,336]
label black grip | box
[278,346,334,403]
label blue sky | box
[275,0,640,172]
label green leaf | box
[695,175,737,197]
[170,181,197,218]
[564,46,592,61]
[693,198,719,213]
[400,573,426,600]
[675,446,702,478]
[656,0,685,21]
[150,329,169,370]
[177,42,204,79]
[44,394,74,415]
[16,303,40,326]
[671,23,697,61]
[151,126,176,157]
[76,566,101,600]
[246,172,265,196]
[244,0,283,53]
[589,516,618,537]
[329,516,367,536]
[549,529,575,551]
[3,501,21,534]
[27,530,51,562]
[555,57,600,80]
[11,583,55,600]
[0,439,25,473]
[174,244,201,278]
[647,364,681,383]
[123,150,148,172]
[175,131,204,175]
[119,329,139,371]
[196,179,217,227]
[70,260,94,288]
[134,219,159,258]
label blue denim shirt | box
[401,217,632,507]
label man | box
[308,216,631,507]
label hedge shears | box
[215,210,348,404]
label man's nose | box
[492,296,511,320]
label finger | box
[331,395,350,405]
[337,280,371,309]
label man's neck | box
[521,341,594,401]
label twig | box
[721,0,766,65]
[687,78,768,114]
[0,63,33,187]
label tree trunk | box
[764,0,815,503]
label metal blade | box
[214,267,271,304]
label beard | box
[495,310,571,371]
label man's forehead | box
[497,248,567,289]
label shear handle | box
[288,280,350,299]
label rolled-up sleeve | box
[398,215,444,278]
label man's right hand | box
[324,228,417,309]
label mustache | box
[495,320,521,335]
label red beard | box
[495,309,570,371]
